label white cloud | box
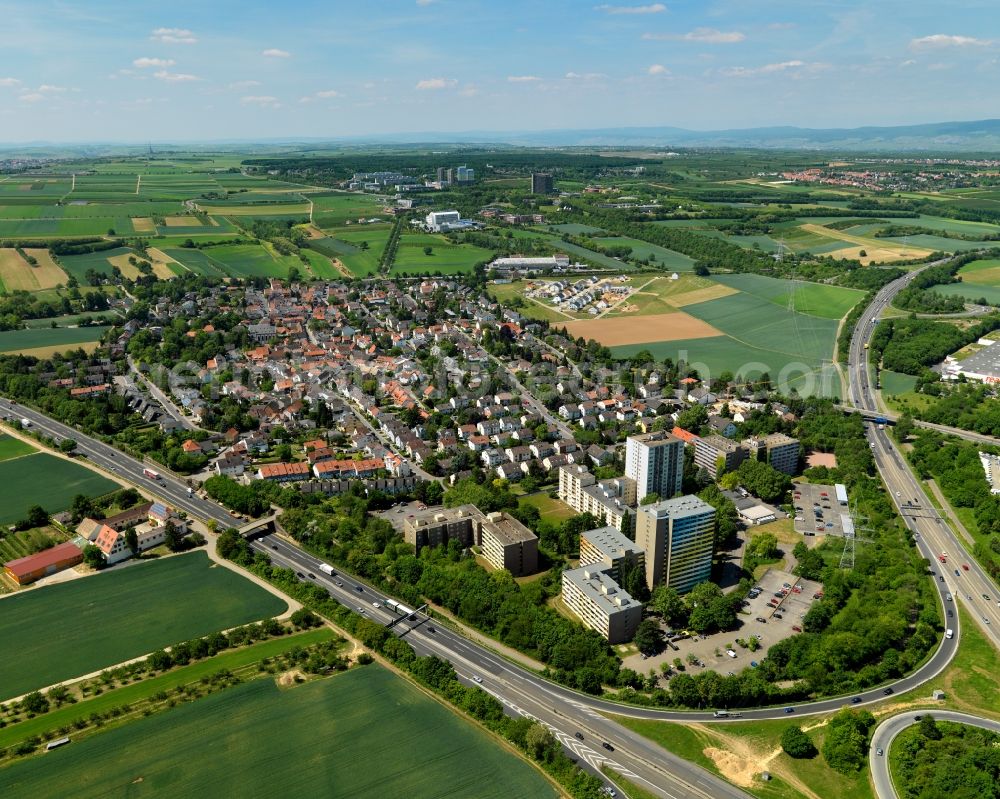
[133,57,175,69]
[153,70,200,82]
[507,75,542,82]
[36,84,67,93]
[644,27,746,43]
[415,77,457,90]
[18,93,44,103]
[150,27,197,44]
[241,95,280,107]
[647,63,669,75]
[229,80,262,89]
[718,60,826,77]
[262,48,291,58]
[0,78,21,87]
[596,3,666,13]
[565,71,606,80]
[900,59,917,67]
[910,34,991,50]
[315,89,339,98]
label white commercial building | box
[425,210,461,232]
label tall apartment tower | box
[635,495,716,593]
[625,431,684,503]
[531,172,554,194]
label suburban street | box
[869,710,1000,799]
[126,355,199,431]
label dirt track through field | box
[562,312,723,345]
[799,223,932,260]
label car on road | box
[851,697,862,704]
[472,675,483,683]
[876,748,884,757]
[947,609,953,617]
[983,593,992,601]
[784,707,794,714]
[426,626,435,633]
[335,581,343,587]
[963,564,970,571]
[955,569,961,577]
[914,715,922,721]
[307,573,315,579]
[574,732,584,740]
[357,606,364,612]
[985,618,991,625]
[883,687,893,695]
[756,617,767,623]
[792,625,802,632]
[773,613,783,619]
[372,602,380,609]
[271,544,277,550]
[296,572,304,579]
[726,649,737,658]
[354,585,364,592]
[602,742,614,751]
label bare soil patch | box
[164,215,202,227]
[108,253,141,280]
[562,312,723,346]
[22,249,68,289]
[670,283,740,307]
[131,217,156,233]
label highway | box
[253,532,752,799]
[846,264,1000,648]
[869,710,1000,799]
[0,396,241,529]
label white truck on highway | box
[318,563,335,576]
[20,418,31,427]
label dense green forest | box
[894,719,1000,799]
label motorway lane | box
[869,710,1000,799]
[0,397,241,529]
[253,533,752,799]
[845,259,1000,647]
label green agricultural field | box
[711,273,866,320]
[0,217,133,238]
[0,452,119,524]
[390,232,493,275]
[0,551,286,700]
[928,281,1000,305]
[158,247,229,277]
[312,224,392,276]
[22,312,118,329]
[299,248,340,279]
[201,243,299,278]
[57,247,133,282]
[0,666,557,799]
[879,370,918,396]
[512,230,634,269]
[0,326,110,355]
[590,236,696,270]
[311,191,386,227]
[0,434,37,462]
[545,222,604,235]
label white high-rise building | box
[625,431,684,503]
[635,495,716,593]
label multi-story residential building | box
[531,172,554,194]
[403,505,538,577]
[742,433,800,476]
[579,526,644,585]
[624,431,684,503]
[558,464,637,532]
[477,511,538,577]
[635,495,716,593]
[561,565,643,644]
[693,434,747,476]
[403,504,477,551]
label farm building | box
[3,541,83,585]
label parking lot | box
[792,482,848,539]
[623,568,825,679]
[376,499,427,532]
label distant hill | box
[353,119,1000,152]
[6,119,1000,154]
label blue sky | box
[0,0,997,142]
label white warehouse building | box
[425,210,461,232]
